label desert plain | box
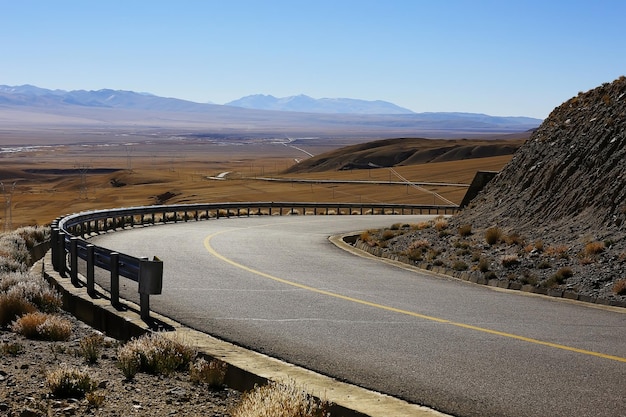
[0,131,525,229]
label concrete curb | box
[36,251,451,417]
[336,234,626,311]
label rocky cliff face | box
[379,77,626,303]
[459,76,626,243]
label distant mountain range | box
[0,84,542,138]
[225,94,415,114]
[0,85,213,112]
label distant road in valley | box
[90,216,626,417]
[248,176,471,187]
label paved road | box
[90,216,626,417]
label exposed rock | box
[379,77,626,303]
[458,76,626,240]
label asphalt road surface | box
[89,215,626,417]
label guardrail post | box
[138,256,163,320]
[70,237,79,286]
[57,232,67,277]
[110,252,120,307]
[51,228,59,271]
[86,244,95,297]
[140,293,150,320]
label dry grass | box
[501,255,520,268]
[117,333,197,379]
[79,333,106,364]
[505,232,525,246]
[0,272,62,313]
[458,224,472,237]
[359,230,371,241]
[381,229,396,241]
[230,380,329,417]
[1,341,24,356]
[433,216,448,231]
[412,221,431,230]
[11,312,72,341]
[613,279,626,295]
[484,227,503,245]
[0,137,516,229]
[477,258,490,272]
[0,292,37,326]
[545,245,569,259]
[46,364,97,399]
[584,241,605,256]
[189,357,228,388]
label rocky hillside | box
[378,76,626,304]
[458,76,626,239]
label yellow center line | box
[204,230,626,363]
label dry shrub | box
[545,245,569,259]
[0,232,30,268]
[189,357,228,388]
[505,232,525,246]
[86,391,106,408]
[46,364,97,399]
[0,291,37,326]
[579,256,596,265]
[613,279,626,295]
[408,239,430,250]
[501,255,520,268]
[452,260,468,271]
[412,221,431,230]
[404,238,430,261]
[80,333,105,364]
[1,272,62,313]
[359,231,372,243]
[584,241,605,256]
[381,230,396,241]
[484,227,503,245]
[0,256,25,274]
[11,312,72,341]
[16,226,50,249]
[537,260,552,269]
[477,258,490,272]
[545,267,574,287]
[457,224,472,237]
[230,380,329,417]
[555,267,574,280]
[433,216,448,231]
[1,341,24,356]
[117,333,196,379]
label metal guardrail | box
[51,201,459,319]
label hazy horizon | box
[2,1,625,119]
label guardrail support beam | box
[86,244,95,297]
[110,252,120,307]
[70,237,79,286]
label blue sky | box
[2,1,625,118]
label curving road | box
[89,216,626,417]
